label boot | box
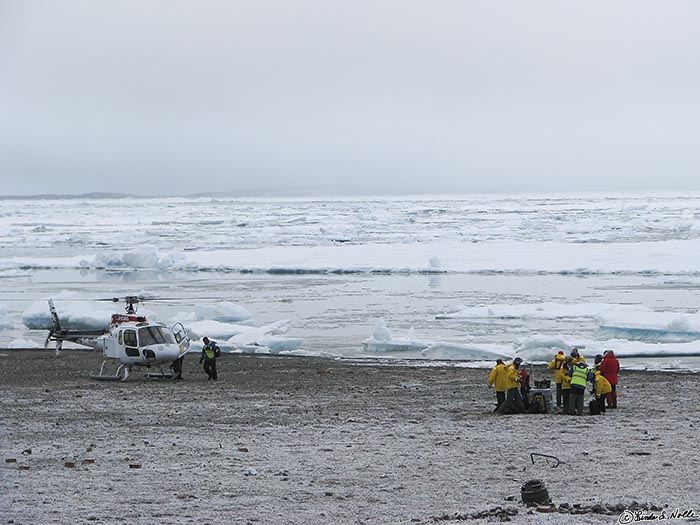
[606,392,614,408]
[610,391,617,408]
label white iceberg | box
[421,343,510,361]
[22,295,129,330]
[364,321,510,360]
[188,320,304,354]
[195,302,251,322]
[597,311,700,342]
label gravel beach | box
[1,350,699,525]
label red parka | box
[599,351,620,385]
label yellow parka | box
[570,352,586,364]
[504,364,521,390]
[548,353,567,384]
[561,374,572,390]
[488,363,509,392]
[594,371,612,396]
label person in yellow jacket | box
[561,361,572,414]
[497,358,525,414]
[593,371,612,414]
[570,347,586,364]
[487,359,508,411]
[548,351,567,409]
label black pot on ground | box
[521,479,550,506]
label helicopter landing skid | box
[146,368,173,379]
[90,361,129,382]
[145,366,174,380]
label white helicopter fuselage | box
[48,297,191,381]
[96,314,190,368]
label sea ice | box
[437,302,650,320]
[421,343,509,361]
[8,339,41,349]
[21,296,130,330]
[194,302,251,322]
[0,303,12,330]
[597,311,700,342]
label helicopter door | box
[171,322,190,355]
[123,329,139,358]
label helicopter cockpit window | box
[138,326,176,346]
[123,330,137,347]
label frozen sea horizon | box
[2,192,700,370]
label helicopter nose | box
[160,344,181,360]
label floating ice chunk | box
[189,320,301,353]
[22,296,123,330]
[421,343,509,361]
[195,302,251,322]
[598,311,700,342]
[256,337,304,353]
[91,246,183,270]
[372,320,392,342]
[514,336,582,362]
[598,339,700,358]
[186,320,253,340]
[227,321,291,346]
[364,338,430,353]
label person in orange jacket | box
[548,351,567,409]
[487,359,508,411]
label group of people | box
[488,347,620,416]
[170,336,221,381]
[487,356,529,414]
[548,347,620,415]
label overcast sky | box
[1,1,699,196]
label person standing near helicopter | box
[200,336,220,381]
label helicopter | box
[46,295,191,381]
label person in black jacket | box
[199,336,220,381]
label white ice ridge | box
[21,294,143,330]
[363,320,511,360]
[438,302,650,320]
[186,320,303,354]
[514,336,700,361]
[194,302,251,322]
[597,311,700,342]
[5,238,700,275]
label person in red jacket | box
[599,350,620,408]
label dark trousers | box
[607,384,617,408]
[495,391,506,411]
[203,359,217,380]
[498,388,524,414]
[569,387,585,415]
[596,395,607,414]
[521,386,530,410]
[562,390,570,412]
[555,383,563,407]
[172,356,184,379]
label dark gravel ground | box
[1,350,699,524]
